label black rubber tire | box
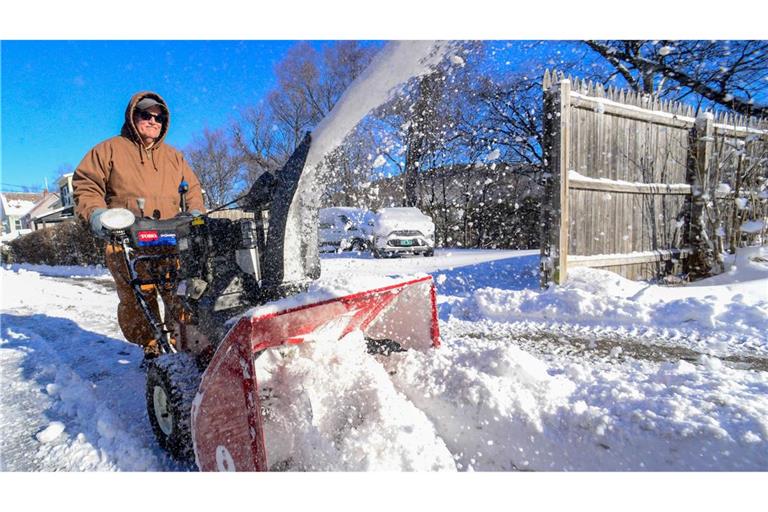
[424,248,434,257]
[372,248,382,258]
[146,353,202,461]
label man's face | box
[134,105,164,142]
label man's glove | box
[89,208,108,239]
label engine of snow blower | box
[170,133,316,363]
[108,134,314,360]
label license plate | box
[399,239,413,246]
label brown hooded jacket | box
[73,91,205,222]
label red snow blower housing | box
[104,133,440,470]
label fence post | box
[540,76,571,287]
[684,112,716,277]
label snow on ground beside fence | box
[1,247,767,471]
[445,246,768,356]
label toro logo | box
[138,231,159,242]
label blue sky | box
[4,39,762,193]
[1,39,531,193]
[1,40,321,191]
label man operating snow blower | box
[72,91,206,362]
[66,43,446,469]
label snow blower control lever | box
[178,178,189,214]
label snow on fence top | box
[543,69,768,132]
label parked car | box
[318,207,374,253]
[371,207,435,258]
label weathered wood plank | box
[544,70,767,283]
[570,93,695,129]
[568,175,692,195]
[568,248,691,268]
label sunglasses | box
[137,111,167,124]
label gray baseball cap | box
[135,97,166,111]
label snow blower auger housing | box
[104,132,441,468]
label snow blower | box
[97,41,454,470]
[99,132,440,470]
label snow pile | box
[451,246,768,351]
[3,263,110,279]
[383,341,576,470]
[255,314,768,471]
[255,330,455,471]
[380,337,768,470]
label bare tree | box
[584,40,768,117]
[184,128,242,208]
[232,105,285,185]
[232,41,378,186]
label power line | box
[1,182,45,192]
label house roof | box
[1,192,44,217]
[34,204,74,222]
[25,193,61,219]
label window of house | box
[60,185,72,206]
[14,219,22,230]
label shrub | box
[8,220,105,266]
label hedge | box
[6,220,105,266]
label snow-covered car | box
[371,207,435,258]
[318,207,374,252]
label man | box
[73,91,205,359]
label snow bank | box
[450,246,768,354]
[382,335,768,470]
[255,331,455,471]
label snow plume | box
[282,41,455,282]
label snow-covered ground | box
[2,246,767,473]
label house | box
[1,173,76,236]
[22,192,61,230]
[0,192,43,236]
[27,173,76,229]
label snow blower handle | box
[178,178,189,214]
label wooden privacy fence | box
[540,70,768,285]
